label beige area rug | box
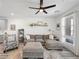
[0,43,23,59]
[0,43,4,54]
[6,45,23,59]
[0,44,8,59]
[0,54,8,59]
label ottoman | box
[23,42,44,59]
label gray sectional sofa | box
[45,39,78,56]
[45,39,63,50]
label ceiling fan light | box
[40,9,43,12]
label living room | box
[0,0,79,59]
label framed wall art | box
[10,24,16,30]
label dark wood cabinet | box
[18,29,24,43]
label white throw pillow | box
[49,34,54,40]
[26,35,30,39]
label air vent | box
[54,10,60,13]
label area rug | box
[0,53,8,59]
[59,51,76,57]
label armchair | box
[3,33,18,52]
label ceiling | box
[0,0,79,18]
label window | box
[71,19,74,36]
[61,17,74,42]
[61,17,66,42]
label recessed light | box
[40,9,43,12]
[10,13,14,16]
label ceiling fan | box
[29,0,56,14]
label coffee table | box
[23,42,44,59]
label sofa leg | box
[23,58,28,59]
[23,58,43,59]
[3,50,7,53]
[38,58,43,59]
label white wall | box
[74,11,79,56]
[7,16,59,35]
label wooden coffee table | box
[23,42,44,59]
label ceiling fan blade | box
[35,10,40,14]
[40,0,43,7]
[43,10,47,14]
[29,7,40,9]
[43,4,56,9]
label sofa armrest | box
[45,40,63,49]
[62,42,76,55]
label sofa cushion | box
[36,39,44,42]
[46,40,62,46]
[43,35,49,39]
[27,39,35,42]
[45,40,63,49]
